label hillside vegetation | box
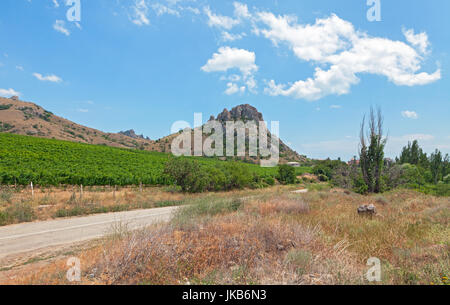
[0,133,310,187]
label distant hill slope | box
[0,97,306,163]
[0,96,155,150]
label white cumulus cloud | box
[131,0,150,26]
[204,2,250,30]
[255,13,440,101]
[0,88,20,97]
[224,82,245,95]
[53,20,70,36]
[33,73,63,83]
[204,6,240,30]
[152,3,180,17]
[202,46,258,93]
[403,28,429,54]
[401,110,419,119]
[221,31,245,42]
[202,47,257,76]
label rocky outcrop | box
[214,104,263,122]
[119,129,146,139]
[210,104,306,163]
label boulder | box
[357,204,377,216]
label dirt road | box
[0,206,178,259]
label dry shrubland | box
[0,185,288,226]
[2,187,449,285]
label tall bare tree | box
[359,107,387,193]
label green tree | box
[429,149,443,184]
[278,165,296,185]
[359,107,387,193]
[398,140,428,167]
[164,158,209,193]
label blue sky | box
[0,0,449,160]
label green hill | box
[0,133,310,186]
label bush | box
[399,164,425,186]
[164,158,257,193]
[317,174,328,182]
[223,162,252,190]
[444,174,450,184]
[278,165,296,185]
[374,195,388,205]
[0,211,8,226]
[0,190,13,204]
[164,158,209,193]
[435,183,450,196]
[312,159,344,181]
[0,202,35,225]
[0,104,12,110]
[263,176,275,186]
[353,175,369,194]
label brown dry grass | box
[2,187,448,285]
[0,185,294,225]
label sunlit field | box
[2,186,448,285]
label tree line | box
[313,107,449,196]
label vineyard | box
[0,133,310,187]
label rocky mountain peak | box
[215,104,264,122]
[119,129,146,139]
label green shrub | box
[0,122,14,132]
[317,174,328,182]
[353,175,369,194]
[400,164,425,186]
[164,158,255,193]
[0,104,12,110]
[312,159,344,181]
[444,174,450,184]
[432,183,450,197]
[0,211,8,226]
[263,176,275,186]
[3,202,35,224]
[0,190,13,204]
[278,165,296,185]
[223,162,252,190]
[164,158,209,193]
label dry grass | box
[0,185,294,226]
[2,187,448,285]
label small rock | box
[292,189,308,194]
[276,244,285,251]
[357,204,377,216]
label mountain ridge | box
[0,96,306,163]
